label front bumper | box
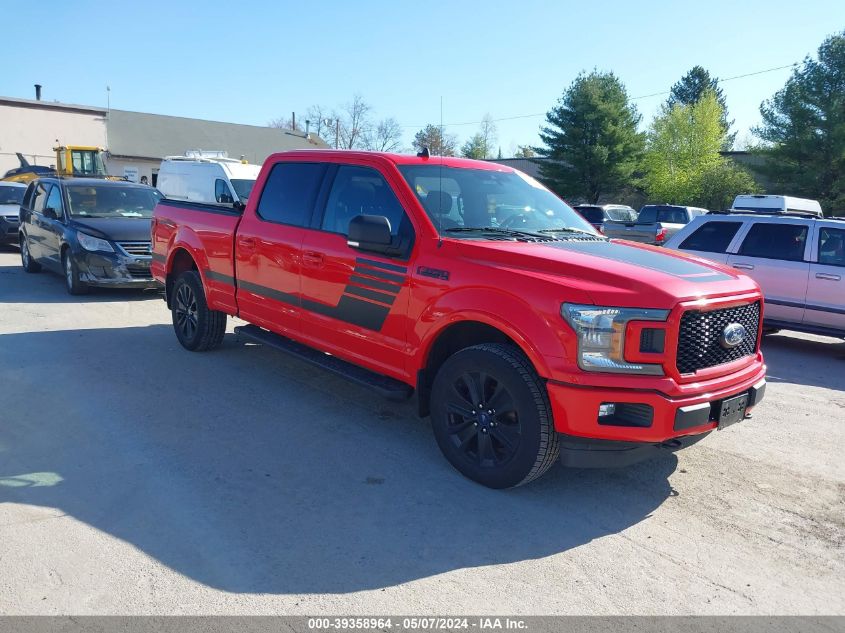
[77,251,162,289]
[547,362,766,466]
[0,217,19,243]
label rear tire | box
[430,343,560,488]
[20,235,41,273]
[171,271,227,351]
[62,250,88,295]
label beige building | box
[0,95,328,185]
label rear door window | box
[31,182,49,213]
[45,185,63,218]
[256,162,326,226]
[738,222,809,261]
[679,221,742,253]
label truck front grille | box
[118,241,152,256]
[676,301,760,374]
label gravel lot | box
[0,246,843,615]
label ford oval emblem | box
[720,323,747,349]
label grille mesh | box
[676,301,760,374]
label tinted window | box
[0,185,25,205]
[577,207,605,223]
[679,221,742,253]
[31,183,49,212]
[638,206,688,224]
[257,163,325,226]
[818,227,845,267]
[214,179,233,204]
[323,165,408,237]
[738,223,808,261]
[230,179,255,202]
[45,186,63,217]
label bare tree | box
[479,114,497,158]
[268,115,302,131]
[305,104,332,140]
[364,118,403,152]
[338,94,372,150]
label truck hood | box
[454,238,759,307]
[70,217,152,242]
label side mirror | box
[233,200,246,213]
[43,207,58,220]
[347,215,392,254]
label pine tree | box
[668,66,735,148]
[754,30,845,213]
[536,71,644,203]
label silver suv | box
[665,212,845,338]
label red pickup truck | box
[151,150,766,488]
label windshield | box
[0,185,25,205]
[398,166,596,236]
[230,178,256,202]
[66,185,163,218]
[70,150,108,176]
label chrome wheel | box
[65,254,74,288]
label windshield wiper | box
[538,227,602,236]
[443,226,553,240]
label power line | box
[401,61,799,130]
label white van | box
[156,155,261,207]
[732,194,823,217]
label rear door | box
[727,220,812,324]
[25,181,51,261]
[804,225,845,331]
[234,161,327,336]
[298,162,416,379]
[674,219,745,264]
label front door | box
[804,226,845,331]
[40,184,66,270]
[299,164,416,379]
[234,161,327,337]
[727,221,811,324]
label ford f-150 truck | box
[602,204,708,245]
[152,151,766,488]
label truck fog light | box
[598,403,616,417]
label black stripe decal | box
[767,298,845,315]
[355,257,408,274]
[349,274,401,294]
[302,295,390,331]
[205,269,392,331]
[151,253,166,264]
[205,270,236,286]
[352,267,405,285]
[344,285,397,305]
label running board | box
[234,324,414,402]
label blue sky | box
[3,0,843,155]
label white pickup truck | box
[602,204,708,245]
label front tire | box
[430,343,560,488]
[20,235,41,273]
[171,271,227,351]
[63,250,88,295]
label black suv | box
[18,177,163,294]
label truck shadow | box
[0,325,678,594]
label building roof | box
[106,109,328,163]
[0,95,107,116]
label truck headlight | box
[561,303,669,375]
[77,232,114,253]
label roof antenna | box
[436,96,445,247]
[417,146,430,159]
